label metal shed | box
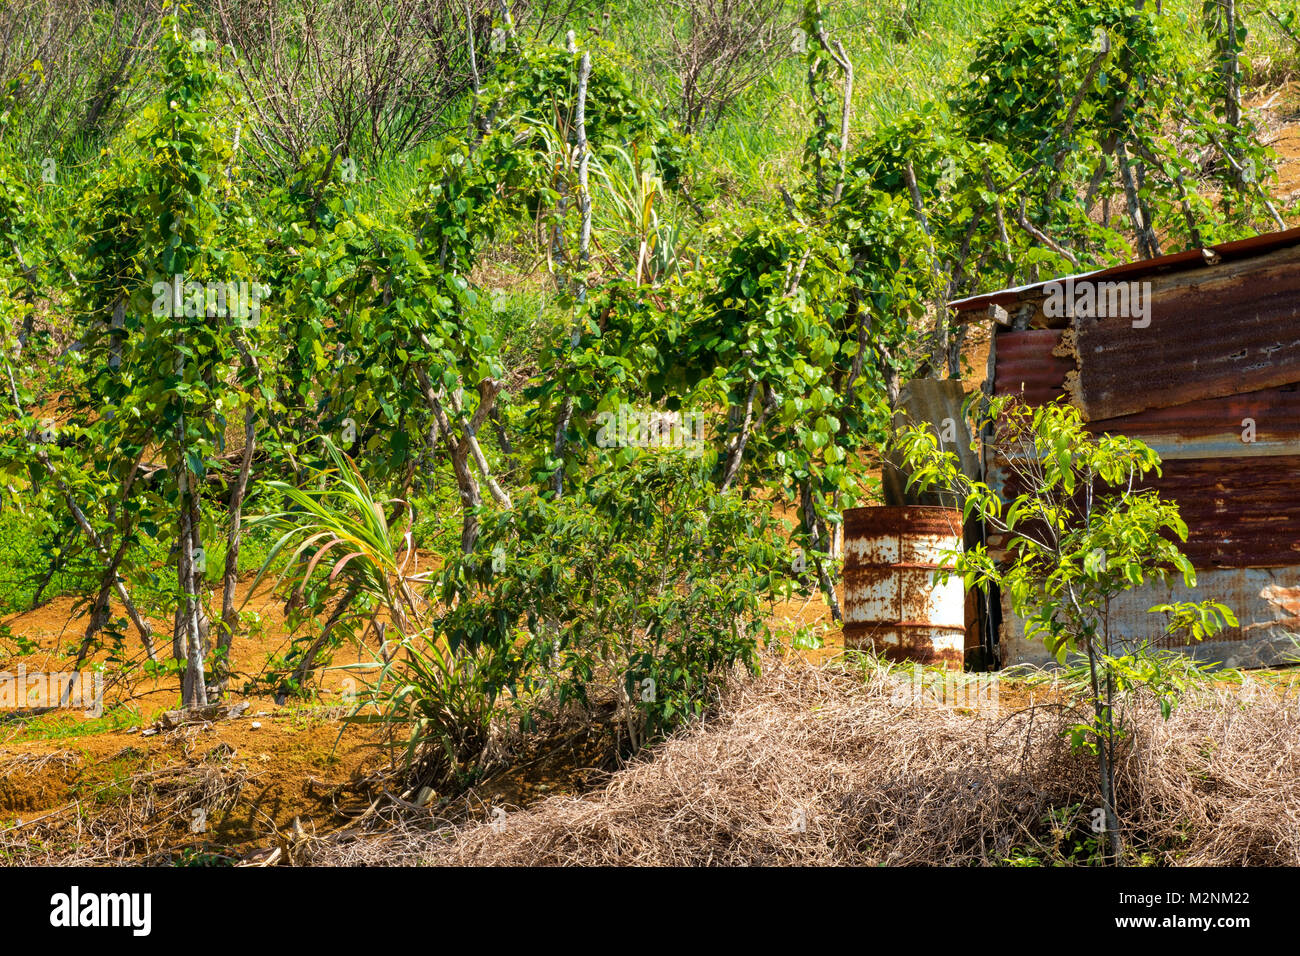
[951,226,1300,669]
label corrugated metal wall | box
[970,241,1300,668]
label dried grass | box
[310,657,1300,866]
[6,657,1294,866]
[0,760,251,865]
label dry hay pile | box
[312,657,1300,867]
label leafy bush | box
[249,440,792,791]
[437,453,792,753]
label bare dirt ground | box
[0,577,393,863]
[0,562,851,863]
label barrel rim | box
[843,505,963,537]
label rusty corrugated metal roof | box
[1063,251,1300,419]
[1089,389,1300,459]
[972,227,1300,574]
[950,225,1300,317]
[989,322,1300,568]
[991,329,1072,405]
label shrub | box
[438,453,793,753]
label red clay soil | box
[0,575,392,861]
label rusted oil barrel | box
[842,505,966,669]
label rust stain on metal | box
[993,324,1300,453]
[986,453,1300,569]
[991,328,1074,405]
[1095,387,1300,439]
[1068,256,1300,420]
[844,506,964,542]
[842,625,965,668]
[1259,583,1300,629]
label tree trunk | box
[69,457,146,675]
[215,405,256,697]
[175,375,208,707]
[549,48,592,497]
[1224,1,1241,135]
[1116,143,1157,259]
[800,479,842,623]
[30,528,66,609]
[177,467,209,708]
[32,449,157,659]
[416,365,484,553]
[1085,640,1122,861]
[719,378,757,493]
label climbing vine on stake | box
[76,11,262,706]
